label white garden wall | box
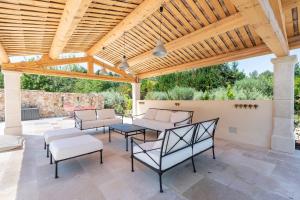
[137,100,273,148]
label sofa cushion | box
[132,118,174,132]
[81,120,102,129]
[44,128,84,144]
[143,109,157,120]
[75,110,96,121]
[49,135,103,161]
[193,138,213,155]
[154,110,172,122]
[101,118,122,126]
[133,142,192,170]
[170,112,190,124]
[97,109,115,120]
[162,124,196,155]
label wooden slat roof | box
[0,0,299,82]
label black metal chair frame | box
[131,108,194,137]
[74,109,123,131]
[50,149,103,178]
[131,118,219,193]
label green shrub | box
[168,86,195,100]
[100,91,126,114]
[145,91,169,100]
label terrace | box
[0,0,300,199]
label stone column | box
[131,82,141,116]
[3,70,23,135]
[271,55,297,153]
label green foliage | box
[168,86,195,100]
[100,91,126,114]
[145,91,169,100]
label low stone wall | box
[0,89,104,121]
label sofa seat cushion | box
[154,110,172,122]
[133,142,192,170]
[97,109,115,120]
[193,138,213,155]
[44,128,84,145]
[75,110,96,121]
[81,120,102,129]
[132,118,174,132]
[49,135,103,161]
[101,118,122,126]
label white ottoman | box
[43,128,84,157]
[49,135,103,178]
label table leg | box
[125,132,128,151]
[143,130,146,143]
[109,128,111,142]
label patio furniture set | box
[43,108,219,192]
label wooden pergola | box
[0,0,299,83]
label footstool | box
[49,135,103,178]
[44,128,84,157]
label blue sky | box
[233,49,300,75]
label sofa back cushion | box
[143,109,157,120]
[97,109,116,120]
[193,119,218,143]
[170,112,190,124]
[75,110,96,121]
[162,124,196,155]
[154,110,172,122]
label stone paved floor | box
[0,117,300,200]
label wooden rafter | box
[87,0,170,55]
[127,13,247,66]
[2,56,136,82]
[1,65,134,83]
[231,0,289,57]
[49,0,92,59]
[0,42,9,64]
[138,37,300,79]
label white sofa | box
[74,109,123,130]
[132,108,193,133]
[131,118,219,193]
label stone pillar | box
[271,55,297,153]
[3,70,23,135]
[131,82,141,116]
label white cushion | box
[193,138,213,155]
[154,110,172,122]
[162,125,195,154]
[132,118,174,132]
[133,142,192,170]
[101,118,122,126]
[170,112,190,124]
[75,110,96,121]
[81,120,102,129]
[97,109,115,120]
[194,120,217,143]
[44,128,84,144]
[49,135,103,161]
[143,109,157,120]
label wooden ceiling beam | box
[137,37,300,79]
[0,42,9,64]
[87,0,170,55]
[93,57,135,81]
[231,0,289,57]
[1,65,134,83]
[49,0,92,59]
[127,13,247,66]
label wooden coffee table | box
[108,123,146,151]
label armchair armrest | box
[74,115,82,129]
[173,115,193,127]
[115,114,124,123]
[131,113,146,121]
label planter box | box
[21,107,40,121]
